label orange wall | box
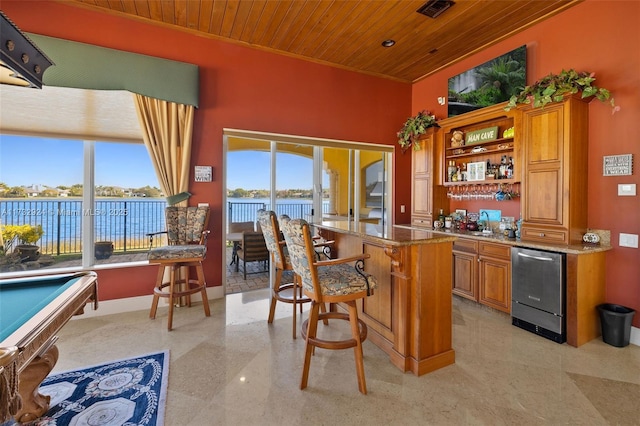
[412,0,640,327]
[1,1,411,299]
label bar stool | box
[256,209,310,339]
[147,206,211,331]
[280,216,377,394]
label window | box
[0,134,162,273]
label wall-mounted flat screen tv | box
[448,45,526,117]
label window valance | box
[27,34,199,108]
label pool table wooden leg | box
[14,345,59,423]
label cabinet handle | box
[539,233,545,237]
[517,252,554,262]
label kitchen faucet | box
[481,211,492,234]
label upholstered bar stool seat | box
[148,206,211,331]
[148,245,207,260]
[280,217,377,394]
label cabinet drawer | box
[478,241,511,260]
[520,226,568,244]
[453,238,478,254]
[412,216,432,228]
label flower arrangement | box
[504,69,619,113]
[397,110,438,151]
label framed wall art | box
[466,161,486,181]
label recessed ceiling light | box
[381,39,396,47]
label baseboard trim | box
[76,286,225,318]
[630,326,640,347]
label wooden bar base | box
[319,223,456,376]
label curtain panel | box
[133,94,194,205]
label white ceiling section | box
[0,85,143,143]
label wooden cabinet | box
[478,241,511,313]
[452,238,478,300]
[437,102,521,186]
[411,128,448,228]
[520,95,589,245]
[452,237,511,314]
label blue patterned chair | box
[280,217,377,394]
[147,206,211,331]
[257,210,311,339]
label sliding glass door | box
[319,146,391,226]
[274,142,314,221]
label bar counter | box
[315,221,456,376]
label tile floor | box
[54,290,640,425]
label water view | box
[1,197,328,256]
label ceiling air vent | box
[417,0,455,18]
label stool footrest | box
[301,312,367,350]
[272,284,312,305]
[154,279,207,298]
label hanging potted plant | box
[504,69,619,113]
[397,110,438,151]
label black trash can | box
[597,304,636,347]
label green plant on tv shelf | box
[397,110,438,151]
[505,69,619,113]
[2,224,44,253]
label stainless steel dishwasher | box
[511,247,566,343]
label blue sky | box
[227,151,314,190]
[0,135,314,190]
[0,135,157,188]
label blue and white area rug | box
[3,351,168,426]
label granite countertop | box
[316,221,457,246]
[315,221,612,254]
[416,227,612,255]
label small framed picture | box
[455,209,467,217]
[194,165,212,182]
[466,161,486,181]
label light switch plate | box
[618,184,636,196]
[619,233,639,248]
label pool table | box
[0,271,98,423]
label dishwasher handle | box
[516,251,555,262]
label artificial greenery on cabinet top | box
[505,69,619,112]
[397,110,438,151]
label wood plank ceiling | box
[68,0,581,83]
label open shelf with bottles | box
[436,102,520,186]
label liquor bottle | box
[499,155,507,179]
[506,156,514,179]
[448,160,457,182]
[438,209,446,223]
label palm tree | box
[475,55,526,102]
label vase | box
[15,244,40,261]
[95,241,114,259]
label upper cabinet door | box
[520,95,590,245]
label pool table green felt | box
[0,275,81,342]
